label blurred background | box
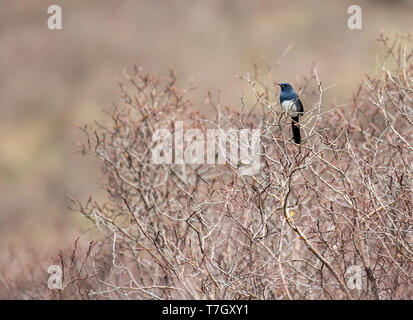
[1,0,412,275]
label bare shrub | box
[70,34,412,300]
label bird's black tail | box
[291,116,301,144]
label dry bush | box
[67,34,412,300]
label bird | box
[278,82,304,144]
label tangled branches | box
[70,35,412,300]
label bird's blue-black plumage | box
[278,82,304,144]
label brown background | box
[1,0,412,270]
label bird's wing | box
[295,98,304,113]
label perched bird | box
[278,82,304,144]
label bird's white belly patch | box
[281,100,298,113]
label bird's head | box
[277,82,294,92]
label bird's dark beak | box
[276,83,281,87]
